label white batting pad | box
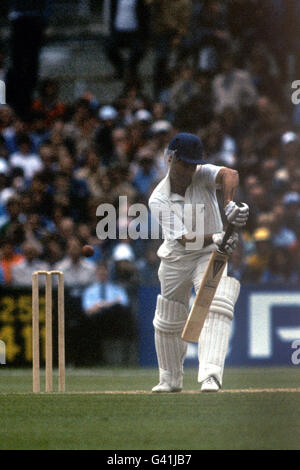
[198,277,240,386]
[153,295,188,388]
[153,295,187,333]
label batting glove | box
[212,231,239,255]
[225,201,249,227]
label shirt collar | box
[158,171,184,201]
[170,192,185,202]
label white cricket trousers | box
[155,249,237,386]
[158,250,222,305]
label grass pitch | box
[0,367,300,450]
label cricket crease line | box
[1,388,300,395]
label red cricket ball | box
[82,244,94,257]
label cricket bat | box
[181,224,235,343]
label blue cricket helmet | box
[167,132,206,164]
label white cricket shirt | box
[149,164,224,258]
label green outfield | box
[0,367,300,450]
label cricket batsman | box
[149,133,249,392]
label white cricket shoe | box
[152,370,182,393]
[152,382,182,393]
[201,376,220,393]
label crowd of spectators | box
[1,0,300,313]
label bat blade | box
[181,250,228,343]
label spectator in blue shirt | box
[132,149,159,198]
[81,262,135,365]
[271,203,297,249]
[82,262,129,315]
[0,264,4,284]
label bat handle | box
[219,224,235,252]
